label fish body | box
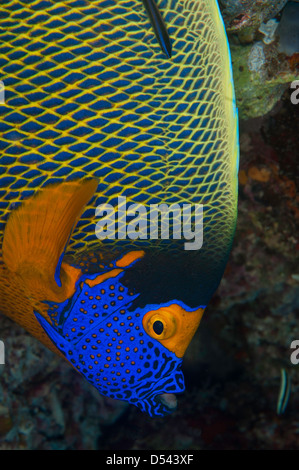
[0,0,238,416]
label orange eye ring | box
[142,304,205,358]
[143,309,177,340]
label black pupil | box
[153,320,164,335]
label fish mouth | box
[156,393,178,411]
[148,370,185,416]
[146,392,180,417]
[134,391,179,417]
[135,367,185,416]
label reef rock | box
[219,0,299,119]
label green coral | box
[231,43,298,119]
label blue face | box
[35,266,185,417]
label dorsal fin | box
[2,179,98,303]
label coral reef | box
[220,0,288,39]
[222,0,299,119]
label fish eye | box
[143,309,177,340]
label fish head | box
[35,252,205,417]
[3,181,207,417]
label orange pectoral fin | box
[2,179,98,305]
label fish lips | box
[135,369,185,417]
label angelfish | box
[0,0,239,417]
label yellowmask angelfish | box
[0,0,239,417]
